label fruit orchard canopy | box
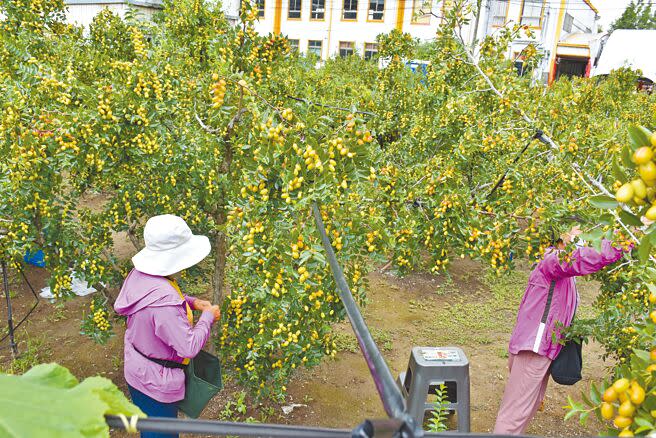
[591,29,656,82]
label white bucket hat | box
[132,214,211,277]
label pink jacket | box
[508,239,624,360]
[114,269,215,403]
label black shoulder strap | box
[541,280,556,324]
[133,345,187,369]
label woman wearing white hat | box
[114,214,220,437]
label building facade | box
[251,0,474,59]
[479,0,599,82]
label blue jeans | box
[128,385,179,438]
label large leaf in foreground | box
[0,364,144,438]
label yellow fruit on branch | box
[632,146,653,165]
[618,429,634,437]
[618,400,635,417]
[603,387,619,402]
[639,161,656,182]
[613,378,631,394]
[646,206,656,221]
[613,415,633,429]
[616,183,634,203]
[630,179,647,199]
[628,385,645,405]
[601,402,614,420]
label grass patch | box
[429,269,527,345]
[333,328,394,353]
[2,336,51,375]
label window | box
[490,0,508,26]
[368,0,384,21]
[257,0,265,17]
[520,0,543,27]
[364,42,378,60]
[289,39,299,51]
[563,13,573,32]
[339,41,355,57]
[308,40,323,57]
[311,0,325,19]
[343,0,358,20]
[411,0,431,24]
[288,0,301,18]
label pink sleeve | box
[153,305,215,359]
[540,239,624,280]
[184,295,196,309]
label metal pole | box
[311,203,420,437]
[2,260,17,356]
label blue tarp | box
[24,250,45,267]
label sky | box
[593,0,633,30]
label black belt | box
[133,345,187,369]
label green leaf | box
[564,408,579,422]
[20,363,79,389]
[622,145,635,168]
[634,417,653,428]
[619,210,644,227]
[613,156,628,182]
[579,410,590,425]
[0,364,144,438]
[298,250,313,265]
[634,349,651,363]
[588,195,619,209]
[581,391,592,407]
[599,214,615,225]
[590,384,601,405]
[639,235,652,264]
[628,125,652,151]
[73,376,143,416]
[646,283,656,295]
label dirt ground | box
[0,258,610,436]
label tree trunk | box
[208,210,227,355]
[197,101,245,353]
[212,219,227,307]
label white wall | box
[66,3,137,27]
[64,0,239,28]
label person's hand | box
[193,298,212,311]
[208,305,221,320]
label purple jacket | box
[114,269,215,403]
[508,239,624,360]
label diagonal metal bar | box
[311,202,417,435]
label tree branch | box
[286,95,378,116]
